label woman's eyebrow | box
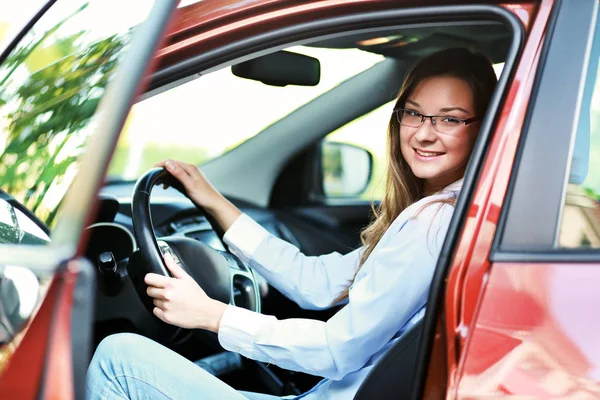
[439,106,471,114]
[406,100,471,115]
[405,99,421,108]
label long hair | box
[334,48,497,303]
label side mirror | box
[0,266,39,344]
[321,141,373,198]
[232,50,320,87]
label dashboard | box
[107,184,297,240]
[88,185,299,262]
[85,185,302,343]
[85,181,361,393]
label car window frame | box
[492,0,599,262]
[0,0,178,273]
[0,0,55,65]
[409,6,524,399]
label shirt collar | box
[441,178,464,193]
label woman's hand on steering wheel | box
[144,254,227,333]
[154,159,241,232]
[154,160,221,212]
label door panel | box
[454,0,600,398]
[456,263,600,398]
[278,205,372,255]
[0,0,177,398]
[0,272,61,399]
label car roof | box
[170,0,519,38]
[152,0,515,82]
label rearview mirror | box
[321,141,373,198]
[232,50,320,87]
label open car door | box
[0,1,177,398]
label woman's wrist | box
[199,299,227,333]
[193,187,224,214]
[206,197,242,232]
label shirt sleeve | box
[223,213,361,310]
[218,204,454,380]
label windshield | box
[107,46,385,181]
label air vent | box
[169,215,207,231]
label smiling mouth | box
[414,148,445,158]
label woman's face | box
[399,75,479,192]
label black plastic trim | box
[410,6,524,400]
[0,188,50,236]
[491,249,600,263]
[69,258,96,400]
[497,0,598,251]
[148,5,516,92]
[491,0,564,254]
[0,0,57,66]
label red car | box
[0,0,598,398]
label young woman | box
[86,47,497,399]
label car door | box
[0,1,176,398]
[416,0,600,398]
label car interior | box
[0,3,515,397]
[88,22,513,396]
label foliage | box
[0,23,127,227]
[322,145,342,179]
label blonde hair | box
[333,48,497,303]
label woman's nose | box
[413,119,438,142]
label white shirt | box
[218,179,462,399]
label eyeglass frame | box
[393,108,481,132]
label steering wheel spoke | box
[220,252,261,311]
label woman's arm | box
[156,160,242,231]
[157,159,361,309]
[218,204,453,379]
[224,214,361,310]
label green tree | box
[0,25,127,226]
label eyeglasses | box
[393,108,480,135]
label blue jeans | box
[86,333,295,399]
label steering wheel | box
[129,167,260,344]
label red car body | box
[2,0,599,398]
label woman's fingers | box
[156,159,201,180]
[177,161,201,177]
[164,161,200,192]
[163,254,190,280]
[144,273,171,288]
[153,298,165,309]
[155,160,183,189]
[146,285,166,299]
[154,159,217,209]
[153,307,167,322]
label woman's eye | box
[441,116,462,125]
[405,110,420,117]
